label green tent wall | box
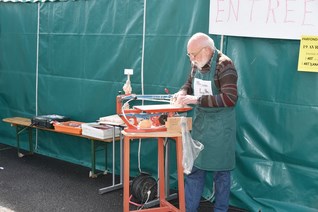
[0,1,317,211]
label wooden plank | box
[133,104,192,113]
[3,117,31,126]
[2,117,118,143]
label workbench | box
[2,117,124,194]
[122,131,185,212]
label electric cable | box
[138,191,151,210]
[138,138,142,173]
[200,182,215,203]
[129,195,143,207]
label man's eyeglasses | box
[187,47,205,58]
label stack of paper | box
[81,123,120,139]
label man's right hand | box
[172,90,187,106]
[178,95,198,105]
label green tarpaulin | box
[0,1,317,211]
[0,0,73,2]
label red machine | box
[116,94,192,132]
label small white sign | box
[124,69,133,75]
[194,78,213,97]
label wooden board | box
[133,104,192,113]
[2,117,117,142]
[3,117,31,126]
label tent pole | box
[141,0,147,96]
[35,2,40,150]
[220,35,224,52]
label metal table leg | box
[16,126,33,157]
[98,126,124,194]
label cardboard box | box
[81,123,120,139]
[165,117,192,133]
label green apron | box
[192,50,236,171]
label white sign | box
[124,69,133,75]
[209,0,318,40]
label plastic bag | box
[181,117,204,175]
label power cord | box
[138,190,151,210]
[200,182,215,203]
[138,138,142,173]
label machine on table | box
[116,94,192,133]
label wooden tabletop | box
[2,117,118,143]
[3,117,31,127]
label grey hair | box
[188,32,216,51]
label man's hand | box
[178,95,198,105]
[173,90,186,98]
[172,90,187,106]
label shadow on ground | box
[0,144,247,212]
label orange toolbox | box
[53,121,83,135]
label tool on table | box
[116,94,192,132]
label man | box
[176,32,238,212]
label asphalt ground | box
[0,143,246,212]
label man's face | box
[187,44,208,69]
